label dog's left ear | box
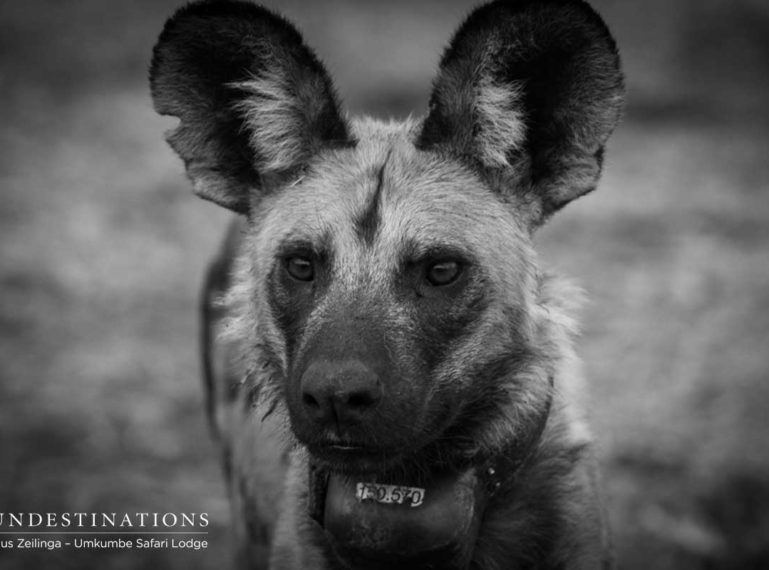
[417,0,624,228]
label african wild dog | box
[151,0,624,568]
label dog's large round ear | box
[150,1,353,214]
[417,0,624,228]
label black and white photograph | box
[1,1,768,568]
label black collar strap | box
[308,461,329,526]
[478,373,554,497]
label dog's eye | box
[285,256,314,282]
[425,260,461,287]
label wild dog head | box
[151,0,623,476]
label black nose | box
[300,360,382,427]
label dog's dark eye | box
[285,256,314,282]
[425,260,461,287]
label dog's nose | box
[300,360,382,426]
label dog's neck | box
[308,377,553,570]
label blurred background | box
[1,0,768,568]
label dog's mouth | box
[303,407,463,477]
[307,440,408,475]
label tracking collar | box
[308,377,554,570]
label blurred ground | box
[1,0,768,568]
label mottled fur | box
[151,0,624,568]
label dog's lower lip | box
[325,444,369,452]
[311,442,385,460]
[311,442,400,475]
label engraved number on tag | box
[355,482,425,507]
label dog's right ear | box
[150,1,353,214]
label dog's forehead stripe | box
[354,148,391,246]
